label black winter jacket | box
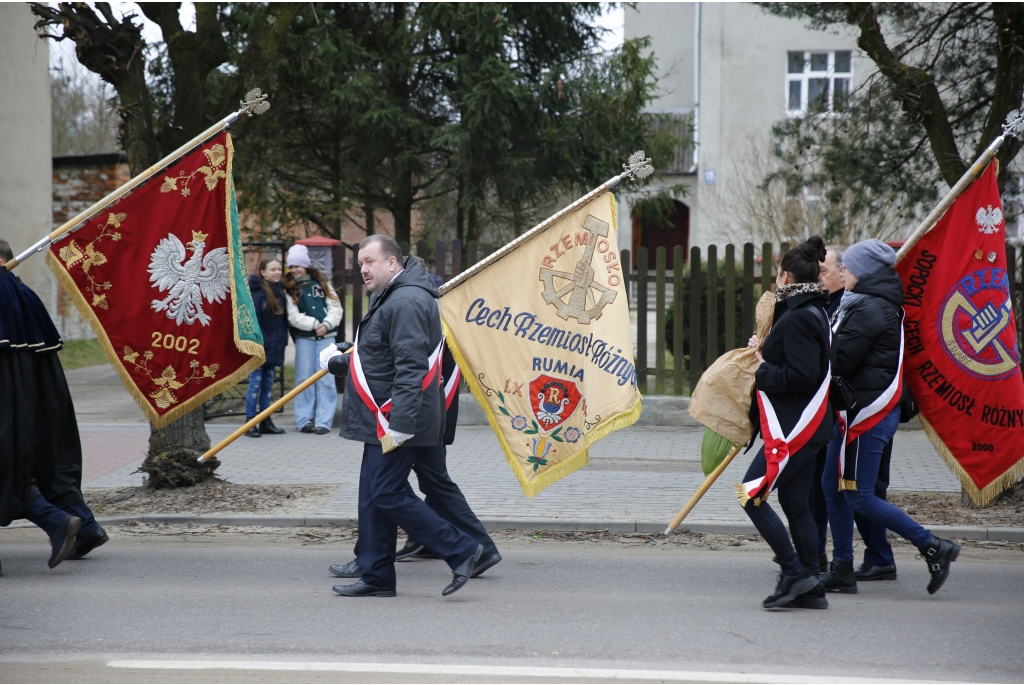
[249,275,288,367]
[753,291,833,444]
[831,266,904,422]
[334,258,446,446]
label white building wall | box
[627,3,862,253]
[0,3,53,312]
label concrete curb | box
[9,515,1020,542]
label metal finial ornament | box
[1002,104,1024,140]
[623,150,654,181]
[241,88,271,116]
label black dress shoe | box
[244,425,262,438]
[854,562,897,581]
[791,581,829,609]
[333,580,395,597]
[919,536,959,595]
[314,426,330,435]
[68,527,109,560]
[260,418,286,435]
[443,544,483,597]
[329,560,362,578]
[471,552,501,578]
[763,570,818,609]
[299,421,315,433]
[396,540,429,561]
[48,515,81,569]
[822,559,858,594]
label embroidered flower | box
[527,436,553,471]
[511,415,528,431]
[564,426,581,443]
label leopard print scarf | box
[775,281,825,302]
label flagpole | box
[197,369,328,463]
[5,89,271,272]
[662,104,1024,536]
[895,106,1024,264]
[438,151,654,296]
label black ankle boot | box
[792,580,828,609]
[919,536,959,595]
[818,553,828,570]
[260,418,285,435]
[763,570,818,609]
[823,559,858,594]
[245,422,262,438]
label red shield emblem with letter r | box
[529,374,582,431]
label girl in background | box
[245,258,288,438]
[284,244,343,434]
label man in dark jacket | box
[322,235,482,597]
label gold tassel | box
[734,482,750,507]
[839,479,857,491]
[380,433,399,454]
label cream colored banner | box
[440,193,642,497]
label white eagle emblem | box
[148,231,230,326]
[975,205,1003,235]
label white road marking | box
[107,660,945,683]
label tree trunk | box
[149,408,211,456]
[456,175,465,244]
[392,167,414,244]
[365,205,376,236]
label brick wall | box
[52,154,130,340]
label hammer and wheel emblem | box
[539,215,617,324]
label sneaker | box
[822,559,858,594]
[919,536,959,595]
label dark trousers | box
[853,438,895,567]
[811,434,895,566]
[742,440,824,578]
[356,442,478,588]
[408,444,499,557]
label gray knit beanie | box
[843,238,895,279]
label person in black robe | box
[0,239,107,573]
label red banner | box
[896,163,1024,504]
[47,132,264,427]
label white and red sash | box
[444,362,461,411]
[835,308,905,485]
[740,364,831,504]
[349,330,445,440]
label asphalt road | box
[1,532,1022,684]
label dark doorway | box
[632,200,689,270]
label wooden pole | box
[197,368,330,462]
[6,90,269,271]
[664,444,742,535]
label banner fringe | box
[224,135,265,359]
[919,415,1024,506]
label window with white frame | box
[786,50,852,114]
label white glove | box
[389,430,414,445]
[319,343,341,371]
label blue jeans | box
[245,363,277,419]
[294,337,337,430]
[823,406,931,561]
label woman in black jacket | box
[741,236,833,609]
[822,239,959,595]
[245,258,289,437]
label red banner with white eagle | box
[896,162,1024,505]
[46,132,265,427]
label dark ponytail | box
[780,235,826,283]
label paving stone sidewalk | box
[82,423,962,526]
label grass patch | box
[58,339,108,370]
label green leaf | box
[498,391,505,403]
[498,406,510,416]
